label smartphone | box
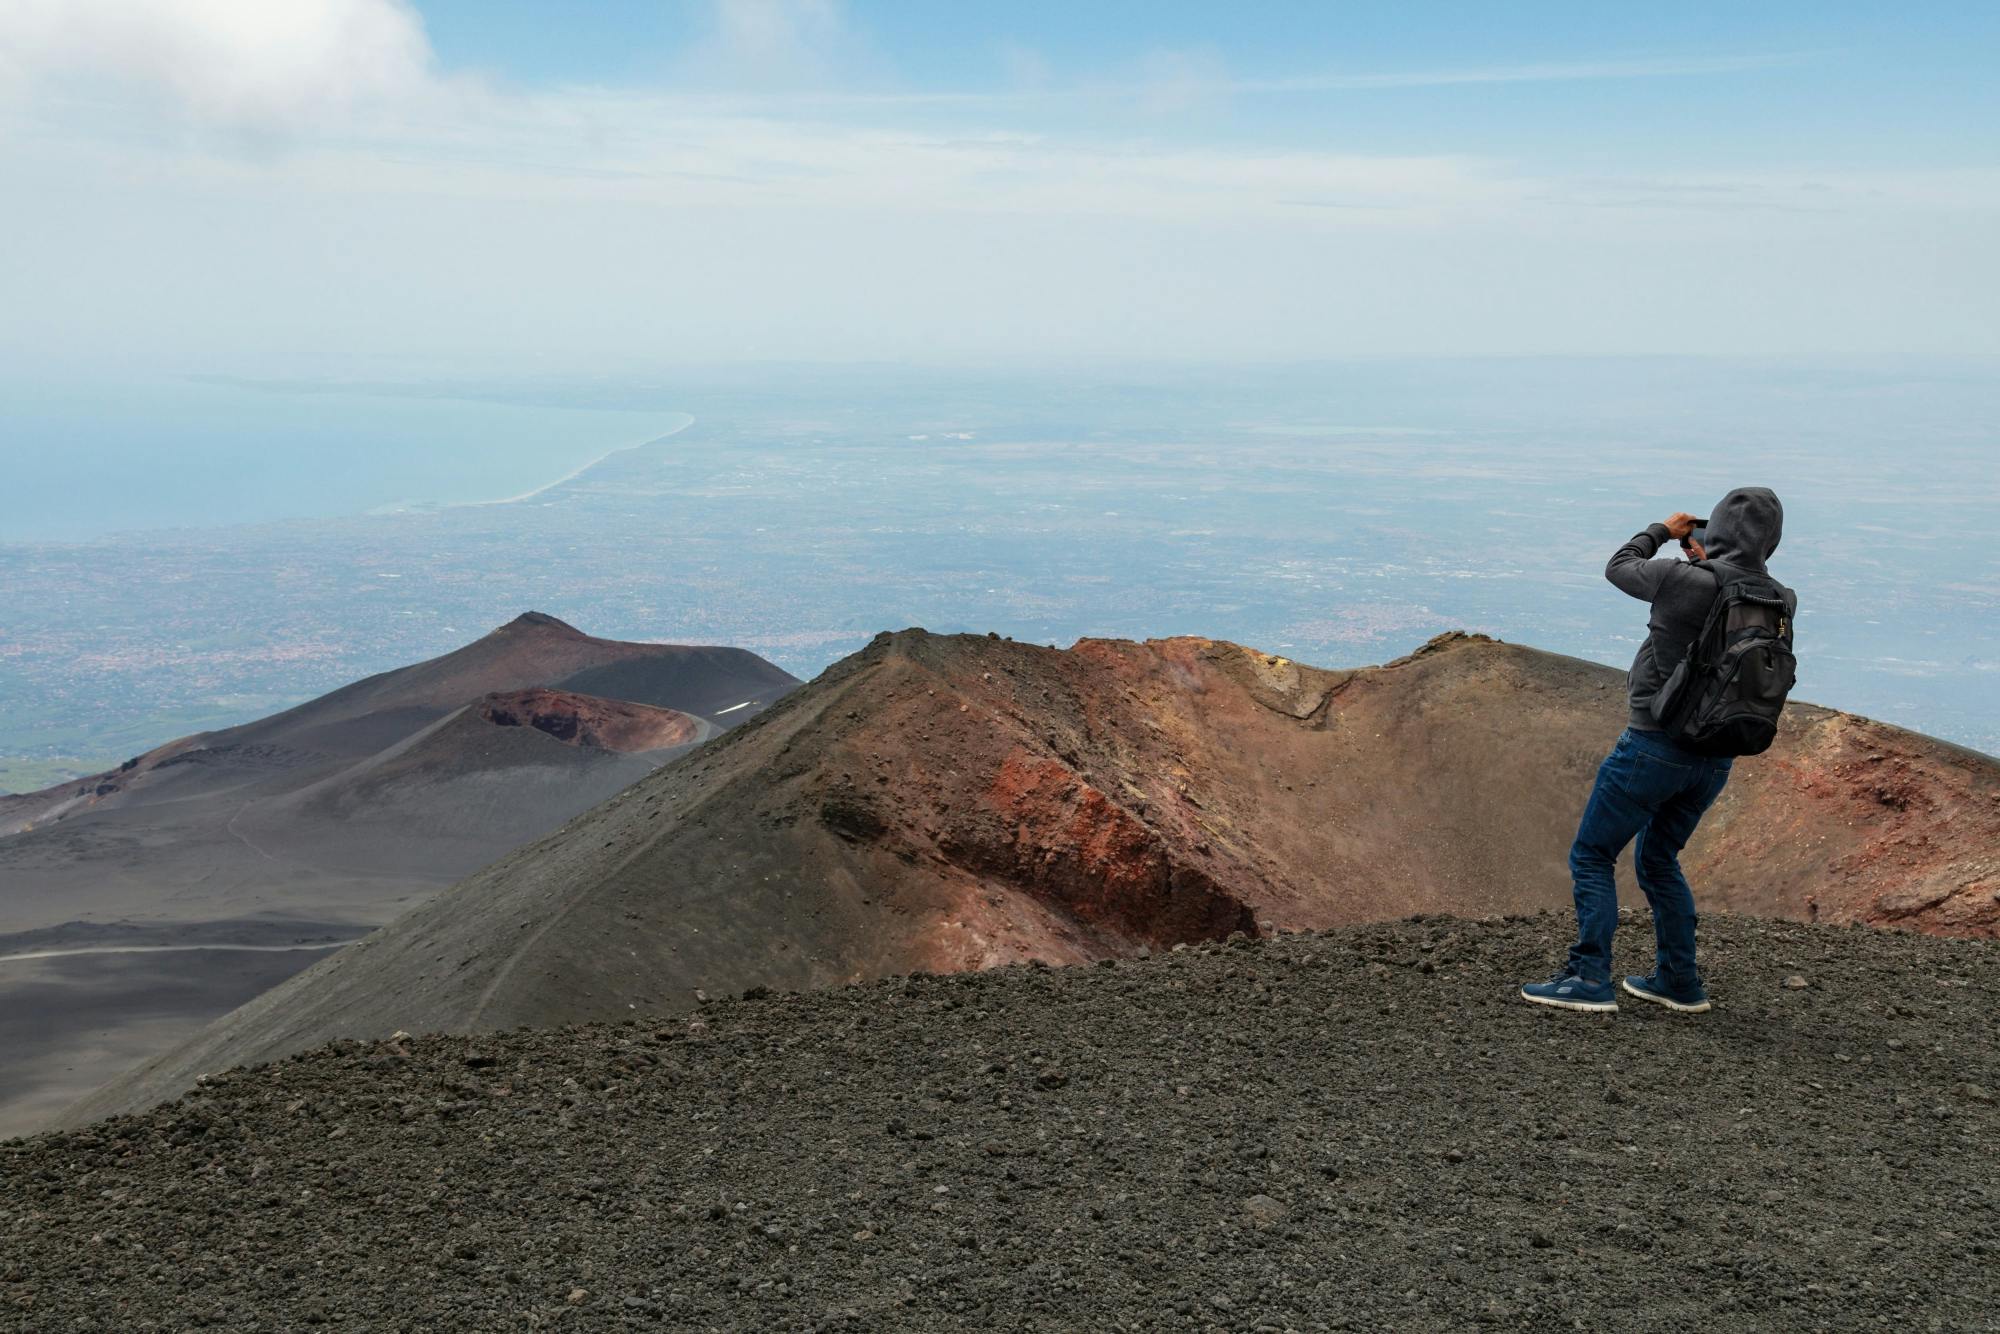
[1679,518,1709,553]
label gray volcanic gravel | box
[4,913,1996,1332]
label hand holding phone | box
[1664,511,1708,559]
[1680,520,1709,560]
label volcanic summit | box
[67,627,1999,1126]
[0,614,798,1135]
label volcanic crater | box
[66,627,2000,1128]
[475,688,701,752]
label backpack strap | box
[1695,559,1795,648]
[1693,559,1779,598]
[1687,559,1763,668]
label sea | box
[1,375,683,541]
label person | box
[1522,487,1792,1015]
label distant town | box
[5,368,1996,792]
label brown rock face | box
[1694,713,2000,936]
[475,688,699,753]
[756,628,1998,943]
[944,748,1255,945]
[66,628,2000,1126]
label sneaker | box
[1520,971,1618,1013]
[1622,971,1711,1014]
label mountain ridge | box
[0,611,788,834]
[0,615,800,1137]
[64,626,1999,1127]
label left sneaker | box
[1622,971,1712,1014]
[1520,971,1618,1013]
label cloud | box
[0,3,1493,228]
[1132,48,1233,114]
[730,50,1818,110]
[0,6,1984,233]
[393,93,1511,223]
[995,40,1053,93]
[0,4,1992,370]
[2,17,1985,234]
[1232,52,1817,95]
[0,1,1825,225]
[675,0,864,91]
[0,0,441,135]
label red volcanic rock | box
[476,688,698,753]
[942,748,1254,944]
[1693,713,2000,936]
[69,627,2000,1126]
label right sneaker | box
[1622,972,1712,1014]
[1520,970,1618,1013]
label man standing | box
[1523,487,1794,1015]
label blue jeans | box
[1566,728,1731,986]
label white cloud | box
[1132,48,1233,115]
[0,4,1941,232]
[1233,52,1817,95]
[0,2,1993,371]
[677,0,862,91]
[0,0,441,134]
[722,51,1818,109]
[995,40,1053,92]
[414,97,1517,223]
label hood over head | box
[1702,486,1784,571]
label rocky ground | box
[5,912,1995,1332]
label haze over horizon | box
[2,5,1996,767]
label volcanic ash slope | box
[66,628,2000,1127]
[0,613,799,1138]
[4,915,1995,1331]
[0,612,797,908]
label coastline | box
[459,412,695,508]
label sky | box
[0,1,1996,377]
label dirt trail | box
[5,913,1994,1332]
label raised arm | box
[1605,512,1700,603]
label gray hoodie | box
[1606,486,1795,733]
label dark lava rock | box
[1241,1194,1288,1228]
[2,913,1994,1332]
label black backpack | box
[1650,562,1798,756]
